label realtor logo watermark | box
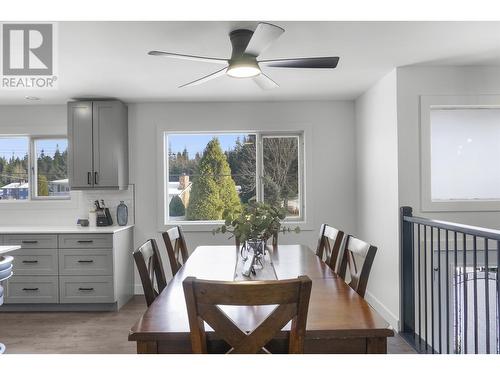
[1,23,58,89]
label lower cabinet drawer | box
[4,276,59,304]
[4,234,58,249]
[59,276,115,303]
[11,248,58,275]
[59,249,113,276]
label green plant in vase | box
[212,201,300,249]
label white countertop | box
[0,245,21,255]
[0,225,134,234]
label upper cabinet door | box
[92,101,128,189]
[68,102,94,189]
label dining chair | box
[315,224,344,272]
[337,235,377,298]
[162,226,189,277]
[183,276,312,354]
[133,239,167,307]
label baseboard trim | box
[364,290,399,330]
[0,302,118,312]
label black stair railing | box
[400,206,499,354]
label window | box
[421,94,500,211]
[0,136,69,201]
[431,109,500,201]
[262,135,301,218]
[164,132,304,223]
[0,137,29,200]
[33,138,69,199]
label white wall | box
[397,66,500,228]
[129,101,357,287]
[354,70,400,328]
[0,105,134,226]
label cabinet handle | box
[77,240,94,243]
[22,288,39,291]
[94,171,98,185]
[22,260,38,264]
[22,240,38,244]
[78,287,94,291]
[78,260,94,263]
[87,171,92,185]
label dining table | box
[128,244,394,354]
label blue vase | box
[117,201,128,226]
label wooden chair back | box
[338,235,377,298]
[133,239,167,307]
[315,224,344,271]
[162,226,189,276]
[183,276,312,354]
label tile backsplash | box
[0,185,135,227]
[81,186,135,225]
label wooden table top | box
[129,245,393,342]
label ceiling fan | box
[148,22,340,90]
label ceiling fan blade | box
[179,67,228,88]
[253,73,279,90]
[244,22,285,57]
[259,57,340,69]
[148,51,228,65]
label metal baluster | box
[445,230,450,354]
[454,231,458,353]
[484,238,490,354]
[473,236,478,354]
[412,222,416,344]
[463,233,468,354]
[418,224,422,348]
[424,225,428,352]
[497,240,500,354]
[438,228,442,353]
[431,227,435,353]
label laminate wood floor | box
[0,295,416,354]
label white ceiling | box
[2,21,500,104]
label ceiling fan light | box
[227,64,261,78]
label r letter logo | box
[1,23,58,89]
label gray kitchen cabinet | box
[4,276,59,304]
[0,227,134,311]
[10,248,58,276]
[68,100,128,190]
[68,101,94,189]
[59,276,114,304]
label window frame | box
[162,130,305,227]
[0,134,69,202]
[420,95,500,212]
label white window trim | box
[156,126,311,232]
[0,134,70,203]
[420,94,500,212]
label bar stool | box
[0,255,14,354]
